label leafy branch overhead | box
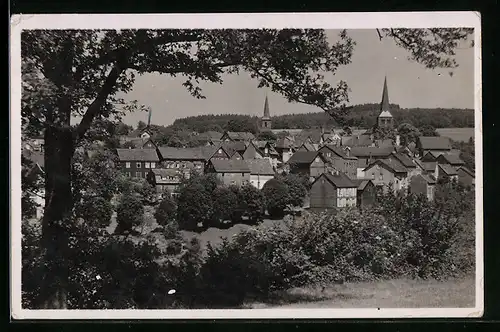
[22,28,473,143]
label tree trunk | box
[39,125,74,309]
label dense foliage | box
[262,178,290,219]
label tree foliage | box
[154,195,177,227]
[115,195,144,235]
[210,186,239,226]
[279,173,308,207]
[397,123,421,147]
[262,178,290,219]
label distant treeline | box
[169,103,474,134]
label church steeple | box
[377,76,394,129]
[260,94,272,131]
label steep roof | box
[438,153,465,165]
[246,159,275,175]
[315,172,357,188]
[375,139,394,148]
[263,95,270,119]
[420,174,437,184]
[197,131,223,142]
[457,166,475,177]
[275,136,294,149]
[343,135,374,147]
[365,158,408,174]
[321,145,358,160]
[116,148,159,162]
[297,129,323,144]
[157,147,205,161]
[439,164,458,176]
[418,136,452,150]
[352,179,373,191]
[224,131,255,141]
[350,146,394,158]
[378,76,393,118]
[421,161,438,172]
[220,141,247,156]
[287,151,321,165]
[300,142,317,152]
[210,159,250,173]
[391,153,416,168]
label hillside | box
[169,103,474,134]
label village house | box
[421,151,440,162]
[414,160,439,179]
[416,136,452,158]
[349,146,394,178]
[146,168,183,195]
[363,158,409,193]
[156,145,230,174]
[246,159,275,189]
[390,152,421,178]
[341,134,374,148]
[275,136,295,163]
[242,140,264,160]
[198,131,223,146]
[296,141,317,152]
[286,151,330,182]
[230,151,244,160]
[119,136,157,149]
[318,145,358,180]
[409,174,437,201]
[436,153,465,168]
[220,131,256,142]
[116,148,160,179]
[253,140,279,169]
[221,141,248,159]
[352,179,377,209]
[205,159,251,186]
[456,166,475,187]
[437,164,459,182]
[309,172,358,210]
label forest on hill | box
[169,103,474,134]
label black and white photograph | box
[10,12,483,319]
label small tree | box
[176,182,213,231]
[262,178,290,219]
[115,195,144,235]
[211,186,238,226]
[240,183,266,223]
[154,194,177,227]
[75,195,113,229]
[397,123,421,147]
[280,174,307,207]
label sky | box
[121,29,474,128]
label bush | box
[210,185,238,226]
[239,183,265,223]
[75,195,113,229]
[154,195,177,227]
[262,178,290,219]
[176,182,213,231]
[115,195,144,234]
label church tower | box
[376,76,394,129]
[260,94,272,131]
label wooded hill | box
[169,103,474,134]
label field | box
[245,277,475,308]
[436,127,474,142]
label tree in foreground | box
[239,183,266,224]
[176,182,213,231]
[210,185,238,227]
[262,178,290,219]
[154,194,177,227]
[21,27,472,307]
[115,195,144,235]
[279,173,308,207]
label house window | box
[136,162,142,168]
[126,172,131,177]
[175,164,179,168]
[379,172,383,181]
[135,172,141,178]
[242,173,245,177]
[326,152,331,157]
[125,162,131,168]
[145,162,151,168]
[151,162,156,169]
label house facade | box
[246,159,275,189]
[363,159,409,193]
[437,164,459,182]
[318,145,358,180]
[309,172,357,210]
[349,146,394,178]
[116,148,160,179]
[206,159,251,186]
[353,179,376,209]
[409,174,437,201]
[147,169,183,194]
[242,141,264,160]
[457,166,475,187]
[287,151,329,182]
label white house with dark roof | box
[206,159,251,186]
[246,159,275,189]
[116,148,160,179]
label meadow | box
[436,127,474,142]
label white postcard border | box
[10,11,483,320]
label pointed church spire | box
[263,94,270,119]
[380,76,391,114]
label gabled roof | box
[411,174,437,185]
[287,151,322,165]
[197,131,223,142]
[391,153,416,168]
[116,148,159,162]
[246,159,275,175]
[157,147,205,161]
[220,141,248,156]
[437,153,465,166]
[375,139,394,148]
[343,135,374,147]
[300,142,317,152]
[313,172,357,189]
[296,129,323,144]
[421,161,438,172]
[439,164,458,176]
[422,151,440,161]
[457,166,475,177]
[364,158,408,174]
[352,179,373,191]
[320,145,358,160]
[275,136,294,149]
[209,159,250,173]
[350,146,394,158]
[418,136,452,150]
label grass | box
[436,127,474,142]
[245,277,475,308]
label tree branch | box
[74,63,125,143]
